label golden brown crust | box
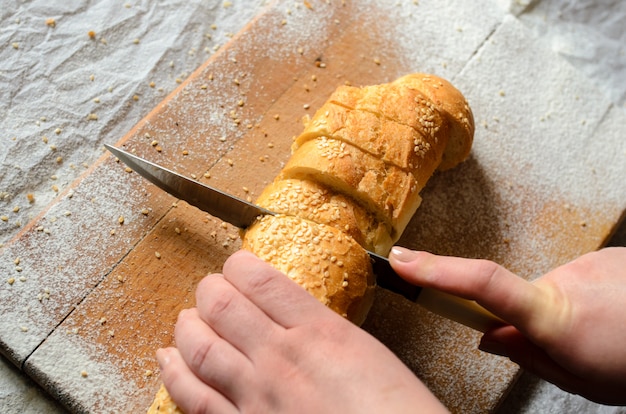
[242,214,376,325]
[146,384,183,414]
[392,73,474,170]
[294,102,444,178]
[328,74,473,171]
[255,178,394,255]
[281,137,422,236]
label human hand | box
[389,246,626,405]
[157,250,448,414]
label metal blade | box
[104,144,420,301]
[104,144,274,229]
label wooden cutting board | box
[1,2,625,413]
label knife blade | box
[105,144,503,332]
[104,144,419,299]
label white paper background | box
[1,0,625,412]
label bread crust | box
[281,137,422,235]
[146,384,182,414]
[294,102,444,178]
[242,214,376,325]
[327,73,474,171]
[256,178,394,255]
[392,73,474,170]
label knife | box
[105,144,504,332]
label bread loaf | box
[148,73,473,413]
[244,73,473,322]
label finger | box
[194,272,280,356]
[389,247,548,330]
[479,326,586,396]
[221,250,335,328]
[157,347,237,414]
[174,308,253,403]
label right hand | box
[389,246,626,405]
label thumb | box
[480,326,585,397]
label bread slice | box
[293,102,444,183]
[392,73,474,170]
[256,178,394,255]
[242,214,375,326]
[328,73,474,171]
[280,137,422,236]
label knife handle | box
[416,288,505,333]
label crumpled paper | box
[0,0,267,247]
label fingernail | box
[390,246,418,263]
[156,348,170,370]
[478,338,508,357]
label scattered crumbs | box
[132,95,139,101]
[7,277,15,285]
[227,159,234,166]
[303,103,310,110]
[174,227,181,235]
[51,185,59,192]
[499,90,506,97]
[373,57,381,65]
[12,42,19,50]
[182,150,189,155]
[15,266,23,272]
[140,208,150,215]
[42,135,48,143]
[87,113,98,121]
[144,370,153,378]
[1,216,8,222]
[273,114,280,120]
[88,30,96,39]
[110,229,116,235]
[125,167,132,173]
[13,206,20,213]
[154,251,161,259]
[45,18,56,27]
[89,74,95,81]
[55,128,62,134]
[133,38,140,44]
[56,156,63,164]
[21,326,28,332]
[27,193,35,203]
[118,215,125,225]
[81,370,88,378]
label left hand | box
[157,250,447,414]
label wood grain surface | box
[1,2,625,413]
